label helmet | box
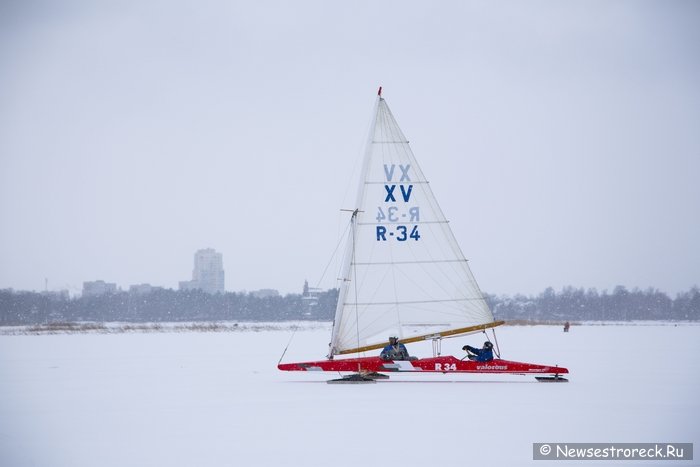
[484,341,493,349]
[389,336,399,345]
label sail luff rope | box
[344,98,404,354]
[343,99,391,353]
[349,99,391,355]
[331,95,384,358]
[328,95,380,359]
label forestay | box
[328,93,497,357]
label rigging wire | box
[481,329,501,359]
[314,218,353,289]
[491,328,502,358]
[278,326,299,365]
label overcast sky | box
[1,0,698,297]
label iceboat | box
[279,88,568,383]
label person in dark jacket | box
[380,336,413,361]
[462,341,494,362]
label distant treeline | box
[0,288,339,326]
[0,285,698,326]
[486,286,700,322]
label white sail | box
[329,93,496,356]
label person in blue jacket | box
[463,341,494,362]
[380,336,413,361]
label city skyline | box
[1,2,699,298]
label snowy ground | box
[1,323,698,467]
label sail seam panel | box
[352,259,467,265]
[357,220,448,225]
[344,297,488,306]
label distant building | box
[179,248,225,294]
[302,279,322,306]
[129,284,159,295]
[251,289,279,299]
[83,280,117,297]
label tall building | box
[83,280,117,297]
[179,248,225,294]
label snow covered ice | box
[1,323,698,466]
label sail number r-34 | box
[376,225,420,241]
[435,363,457,371]
[376,206,420,223]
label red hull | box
[278,356,568,375]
